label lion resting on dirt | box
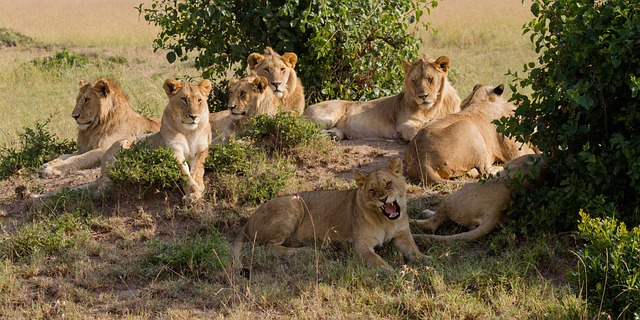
[404,84,538,185]
[248,47,305,115]
[209,76,280,144]
[233,158,425,270]
[41,77,160,177]
[303,55,461,141]
[100,79,212,204]
[413,154,544,241]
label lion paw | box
[40,163,63,178]
[182,191,202,206]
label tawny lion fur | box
[404,84,538,185]
[233,158,425,270]
[413,154,545,241]
[98,79,212,204]
[248,47,305,115]
[41,77,160,177]
[209,76,280,144]
[303,55,461,141]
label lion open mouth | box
[380,201,401,220]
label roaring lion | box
[404,84,538,185]
[413,154,544,241]
[247,47,305,115]
[99,79,212,204]
[209,75,280,144]
[41,77,160,177]
[232,158,425,270]
[303,55,461,141]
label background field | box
[0,1,587,318]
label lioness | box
[233,158,425,270]
[209,75,280,144]
[404,84,538,185]
[100,79,212,204]
[413,154,544,241]
[248,47,305,115]
[41,77,160,177]
[304,55,461,141]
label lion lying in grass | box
[413,154,544,241]
[304,55,461,141]
[41,77,160,177]
[233,158,425,270]
[248,47,305,115]
[209,75,280,144]
[404,84,538,185]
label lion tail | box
[414,216,501,242]
[232,224,250,268]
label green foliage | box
[207,139,295,205]
[0,117,76,180]
[1,211,91,262]
[240,112,325,153]
[501,0,640,231]
[31,49,88,71]
[145,227,230,276]
[572,211,640,318]
[0,27,36,47]
[107,141,186,190]
[137,0,436,109]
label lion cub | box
[413,154,544,241]
[233,158,425,270]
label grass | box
[0,0,592,318]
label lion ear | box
[248,53,265,70]
[253,76,269,93]
[354,172,368,189]
[79,80,87,88]
[230,78,239,86]
[493,84,505,96]
[282,52,298,68]
[198,79,212,97]
[163,78,182,97]
[472,83,483,92]
[92,79,110,97]
[434,56,451,72]
[401,60,413,74]
[388,158,403,176]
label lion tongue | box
[384,203,398,216]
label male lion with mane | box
[233,158,425,271]
[404,84,538,185]
[209,75,280,144]
[248,47,304,115]
[41,77,160,177]
[304,54,461,141]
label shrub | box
[0,27,37,48]
[145,227,230,276]
[0,117,76,180]
[572,211,640,318]
[137,0,436,110]
[501,0,640,232]
[205,138,253,174]
[106,141,186,191]
[32,49,88,71]
[240,112,325,154]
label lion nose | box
[228,104,236,111]
[72,114,80,120]
[188,114,198,120]
[418,93,429,100]
[271,81,281,88]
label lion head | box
[72,77,128,131]
[227,75,279,121]
[247,47,299,100]
[460,83,506,109]
[163,79,212,130]
[355,158,407,220]
[402,55,453,110]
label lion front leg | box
[184,148,208,204]
[392,229,426,262]
[41,148,104,177]
[353,238,392,271]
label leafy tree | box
[502,0,640,232]
[137,0,436,110]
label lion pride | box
[404,84,538,185]
[304,55,461,141]
[41,77,160,177]
[232,158,425,270]
[248,47,305,115]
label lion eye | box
[280,67,285,73]
[239,91,246,98]
[83,97,90,105]
[263,68,270,74]
[198,98,203,104]
[368,189,375,195]
[181,97,188,104]
[385,181,392,189]
[427,77,434,84]
[412,78,418,85]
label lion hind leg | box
[420,214,502,241]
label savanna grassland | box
[0,0,589,319]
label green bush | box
[145,227,230,276]
[32,49,88,71]
[106,141,186,190]
[501,0,640,232]
[0,117,76,180]
[240,112,325,154]
[0,27,37,47]
[572,211,640,318]
[137,0,436,110]
[205,139,253,174]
